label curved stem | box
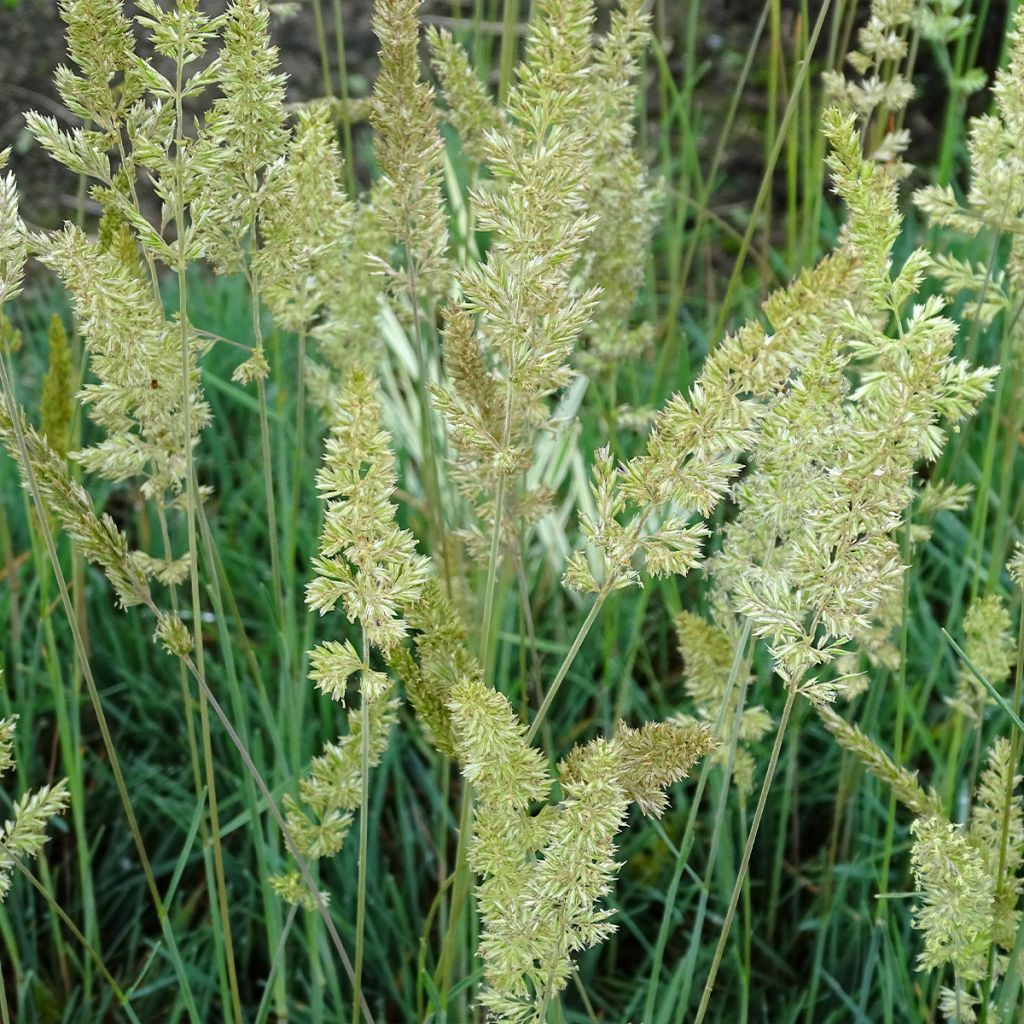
[0,356,200,1020]
[153,599,374,1023]
[693,683,798,1024]
[526,588,609,744]
[645,620,753,1022]
[172,48,242,1024]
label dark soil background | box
[0,1,1013,243]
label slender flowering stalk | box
[275,370,429,1018]
[446,670,716,1022]
[687,107,995,1022]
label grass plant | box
[0,0,1023,1021]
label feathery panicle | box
[823,0,915,121]
[193,0,288,273]
[305,370,430,654]
[308,198,386,400]
[272,696,400,907]
[917,6,1024,245]
[968,738,1023,950]
[52,0,140,128]
[706,109,994,684]
[37,225,210,501]
[508,0,594,128]
[611,719,717,818]
[910,816,993,982]
[451,664,715,1020]
[949,595,1017,721]
[371,0,449,304]
[434,0,603,563]
[818,0,979,172]
[253,102,384,392]
[577,0,659,369]
[427,27,502,167]
[449,672,550,810]
[564,179,895,598]
[254,101,352,332]
[567,108,916,603]
[816,704,944,818]
[0,166,26,308]
[277,373,429,900]
[900,738,1022,1013]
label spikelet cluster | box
[816,704,944,818]
[387,579,473,758]
[823,0,916,168]
[916,3,1024,378]
[305,371,431,650]
[824,703,1024,1018]
[370,0,449,306]
[255,103,347,329]
[382,579,717,1020]
[574,0,658,369]
[917,6,1024,245]
[15,0,222,592]
[824,0,976,172]
[433,0,600,561]
[911,816,994,981]
[275,372,430,901]
[910,738,1023,1019]
[0,675,69,904]
[949,594,1017,721]
[40,224,210,499]
[706,109,994,686]
[191,0,287,273]
[570,101,992,679]
[430,0,654,283]
[427,28,502,167]
[255,102,383,395]
[447,668,715,1022]
[8,0,391,602]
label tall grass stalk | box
[709,0,833,347]
[172,43,243,1023]
[0,352,202,1020]
[693,684,799,1024]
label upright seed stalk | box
[172,43,243,1024]
[353,632,373,1023]
[693,683,799,1024]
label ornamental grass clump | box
[0,0,1020,1020]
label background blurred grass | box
[1,1,1023,1021]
